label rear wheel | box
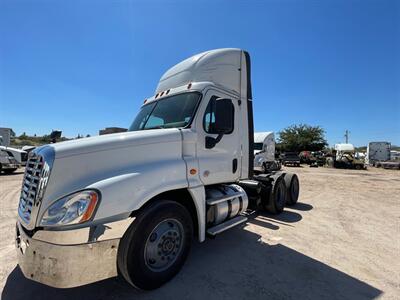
[118,200,193,290]
[284,173,300,205]
[3,168,17,174]
[264,177,287,214]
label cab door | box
[195,89,241,185]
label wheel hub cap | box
[144,219,184,272]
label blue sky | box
[0,0,399,146]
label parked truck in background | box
[0,148,20,174]
[0,144,27,166]
[0,130,28,166]
[280,152,301,167]
[253,132,281,172]
[15,49,300,290]
[333,143,365,170]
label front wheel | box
[117,200,193,290]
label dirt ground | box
[0,166,399,300]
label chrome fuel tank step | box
[206,215,248,236]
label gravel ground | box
[0,166,399,300]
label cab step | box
[206,215,248,236]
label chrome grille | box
[18,155,44,223]
[18,146,54,230]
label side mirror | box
[212,98,234,134]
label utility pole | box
[344,130,349,143]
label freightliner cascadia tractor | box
[16,49,300,290]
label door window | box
[203,96,234,134]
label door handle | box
[232,158,238,173]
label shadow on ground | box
[0,171,24,176]
[290,202,313,211]
[2,225,381,300]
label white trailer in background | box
[0,128,12,147]
[366,142,391,165]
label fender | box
[88,173,207,242]
[87,162,188,220]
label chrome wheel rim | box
[144,219,184,272]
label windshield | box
[129,92,201,131]
[254,143,263,151]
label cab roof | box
[156,48,243,95]
[254,132,274,143]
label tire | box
[284,173,300,205]
[117,200,193,290]
[355,164,362,170]
[264,177,287,214]
[3,168,17,174]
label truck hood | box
[39,128,185,220]
[50,129,181,159]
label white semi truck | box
[253,131,281,172]
[15,49,300,290]
[0,131,28,166]
[0,148,20,173]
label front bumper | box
[15,218,132,288]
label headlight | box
[40,190,99,226]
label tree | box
[277,124,327,152]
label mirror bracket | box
[205,134,224,149]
